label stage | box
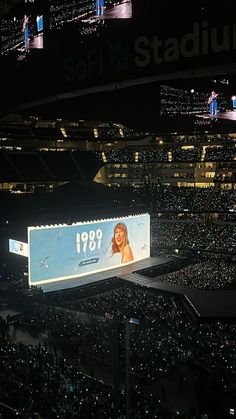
[40,256,170,293]
[40,255,236,320]
[196,110,236,121]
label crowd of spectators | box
[152,186,236,212]
[0,338,121,418]
[156,257,236,289]
[1,284,236,417]
[171,134,233,144]
[151,219,236,253]
[95,143,235,163]
[205,146,236,161]
[215,173,236,183]
[171,148,201,162]
[14,286,236,387]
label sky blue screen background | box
[29,214,150,284]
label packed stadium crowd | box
[95,143,236,163]
[171,134,233,144]
[0,331,191,419]
[1,285,236,417]
[204,146,236,161]
[152,186,236,212]
[156,257,236,289]
[151,220,236,253]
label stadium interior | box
[0,1,236,418]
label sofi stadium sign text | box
[64,21,236,82]
[134,21,236,67]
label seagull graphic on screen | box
[57,231,63,240]
[40,256,49,268]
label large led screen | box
[9,239,28,257]
[49,0,132,31]
[28,214,150,285]
[160,78,232,117]
[1,14,44,57]
[0,0,44,58]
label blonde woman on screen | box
[111,223,134,263]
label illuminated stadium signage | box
[134,21,236,68]
[28,214,150,286]
[64,20,236,84]
[9,239,28,257]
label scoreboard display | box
[28,214,150,286]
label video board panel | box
[49,0,132,30]
[9,239,28,257]
[160,77,232,117]
[47,0,132,51]
[28,214,150,286]
[0,0,44,58]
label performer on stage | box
[208,91,218,116]
[96,0,105,16]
